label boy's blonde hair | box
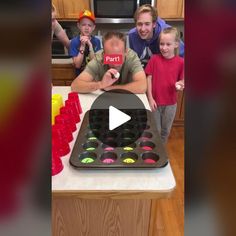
[160,27,180,55]
[134,4,158,23]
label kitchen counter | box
[52,86,176,236]
[51,58,73,64]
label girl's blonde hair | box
[160,27,180,55]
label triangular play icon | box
[109,106,131,131]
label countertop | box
[52,58,73,64]
[52,86,176,194]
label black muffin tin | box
[69,109,169,169]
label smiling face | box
[77,18,95,37]
[136,12,156,40]
[159,33,179,59]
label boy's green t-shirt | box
[84,48,143,85]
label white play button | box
[88,90,147,147]
[109,106,131,131]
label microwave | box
[90,0,156,23]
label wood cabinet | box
[53,0,90,20]
[157,0,184,20]
[52,197,151,236]
[53,0,184,20]
[52,191,173,236]
[52,63,76,86]
[174,90,184,126]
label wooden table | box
[52,86,176,236]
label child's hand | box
[175,80,184,91]
[86,39,92,48]
[149,98,157,112]
[80,36,89,46]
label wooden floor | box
[150,126,184,236]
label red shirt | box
[145,54,184,105]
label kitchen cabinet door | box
[181,0,184,18]
[156,0,184,20]
[52,63,76,86]
[174,90,184,126]
[52,0,90,20]
[62,0,90,19]
[52,0,64,19]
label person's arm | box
[104,70,147,94]
[71,68,119,94]
[72,45,86,69]
[146,75,153,100]
[175,59,184,90]
[146,75,157,111]
[87,38,102,60]
[144,54,157,110]
[72,36,88,69]
[71,71,102,93]
[87,40,95,60]
[56,28,70,49]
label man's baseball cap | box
[78,10,95,23]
